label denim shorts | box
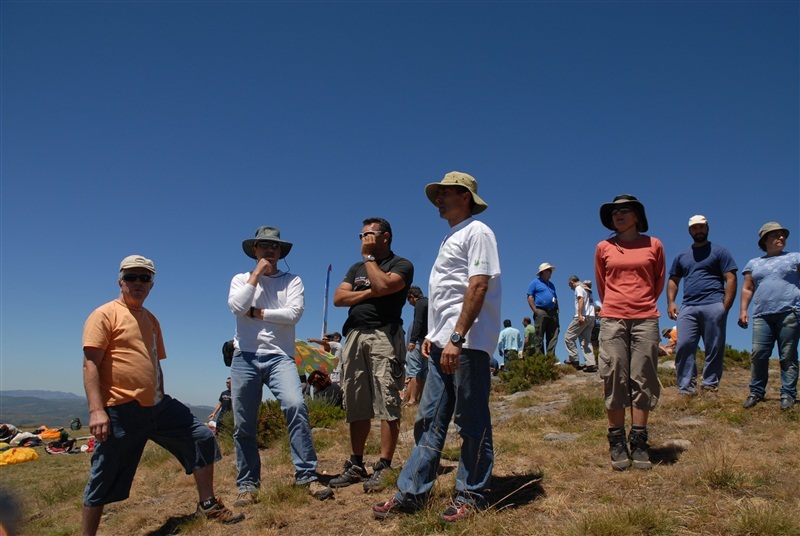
[83,395,220,506]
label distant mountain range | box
[0,391,213,429]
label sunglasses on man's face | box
[611,207,634,216]
[122,273,152,283]
[256,241,281,250]
[358,230,383,240]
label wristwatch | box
[364,255,376,262]
[450,332,466,344]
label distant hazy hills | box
[0,391,213,429]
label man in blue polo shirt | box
[527,262,560,357]
[667,215,738,394]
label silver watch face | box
[450,333,462,343]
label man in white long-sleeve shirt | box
[228,226,332,505]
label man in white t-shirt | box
[373,171,501,523]
[564,275,597,372]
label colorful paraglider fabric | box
[294,339,339,375]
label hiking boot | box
[742,394,765,409]
[607,428,630,471]
[583,365,598,373]
[700,384,718,393]
[196,498,245,524]
[363,460,390,493]
[628,428,652,470]
[329,460,368,488]
[233,490,257,507]
[373,496,418,520]
[441,500,476,522]
[780,396,796,411]
[306,481,334,501]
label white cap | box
[688,215,708,227]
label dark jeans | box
[533,308,560,356]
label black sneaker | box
[780,396,796,410]
[742,394,765,409]
[628,428,652,470]
[583,365,598,373]
[363,460,390,493]
[608,429,630,471]
[373,496,418,519]
[329,460,368,488]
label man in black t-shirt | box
[208,378,232,434]
[331,217,413,493]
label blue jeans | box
[231,351,318,490]
[394,347,493,508]
[675,302,728,392]
[749,309,800,399]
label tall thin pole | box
[322,264,331,338]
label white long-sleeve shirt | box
[228,270,304,355]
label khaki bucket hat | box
[425,171,488,215]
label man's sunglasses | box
[256,241,281,250]
[122,273,153,283]
[359,230,383,240]
[611,207,634,216]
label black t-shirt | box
[218,389,232,417]
[341,252,414,336]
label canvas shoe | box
[233,490,258,507]
[195,498,245,524]
[441,500,476,522]
[363,460,390,493]
[329,460,369,488]
[372,496,419,519]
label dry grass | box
[3,362,800,535]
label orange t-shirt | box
[594,235,665,319]
[83,299,166,407]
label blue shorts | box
[83,395,220,507]
[405,346,428,380]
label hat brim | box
[758,227,790,250]
[425,183,488,215]
[242,240,292,260]
[599,200,649,233]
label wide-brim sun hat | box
[661,327,673,338]
[537,262,556,275]
[242,226,293,259]
[757,221,789,251]
[599,194,649,233]
[425,171,488,215]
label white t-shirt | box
[228,271,304,355]
[574,285,595,318]
[426,218,502,355]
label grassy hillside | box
[2,360,799,535]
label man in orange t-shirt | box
[81,255,242,535]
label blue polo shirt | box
[527,277,558,309]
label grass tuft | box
[732,500,800,535]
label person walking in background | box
[564,276,597,372]
[739,222,800,410]
[208,378,232,435]
[373,171,501,522]
[667,215,738,395]
[228,226,333,505]
[527,262,560,357]
[522,317,535,354]
[595,194,665,471]
[496,319,522,368]
[405,285,429,405]
[82,256,243,535]
[331,217,413,492]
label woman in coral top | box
[594,194,665,471]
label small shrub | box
[700,445,746,491]
[563,394,605,420]
[257,400,287,447]
[306,398,346,428]
[723,345,751,370]
[576,506,677,535]
[499,351,559,394]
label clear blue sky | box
[2,2,797,406]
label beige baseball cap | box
[119,255,156,273]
